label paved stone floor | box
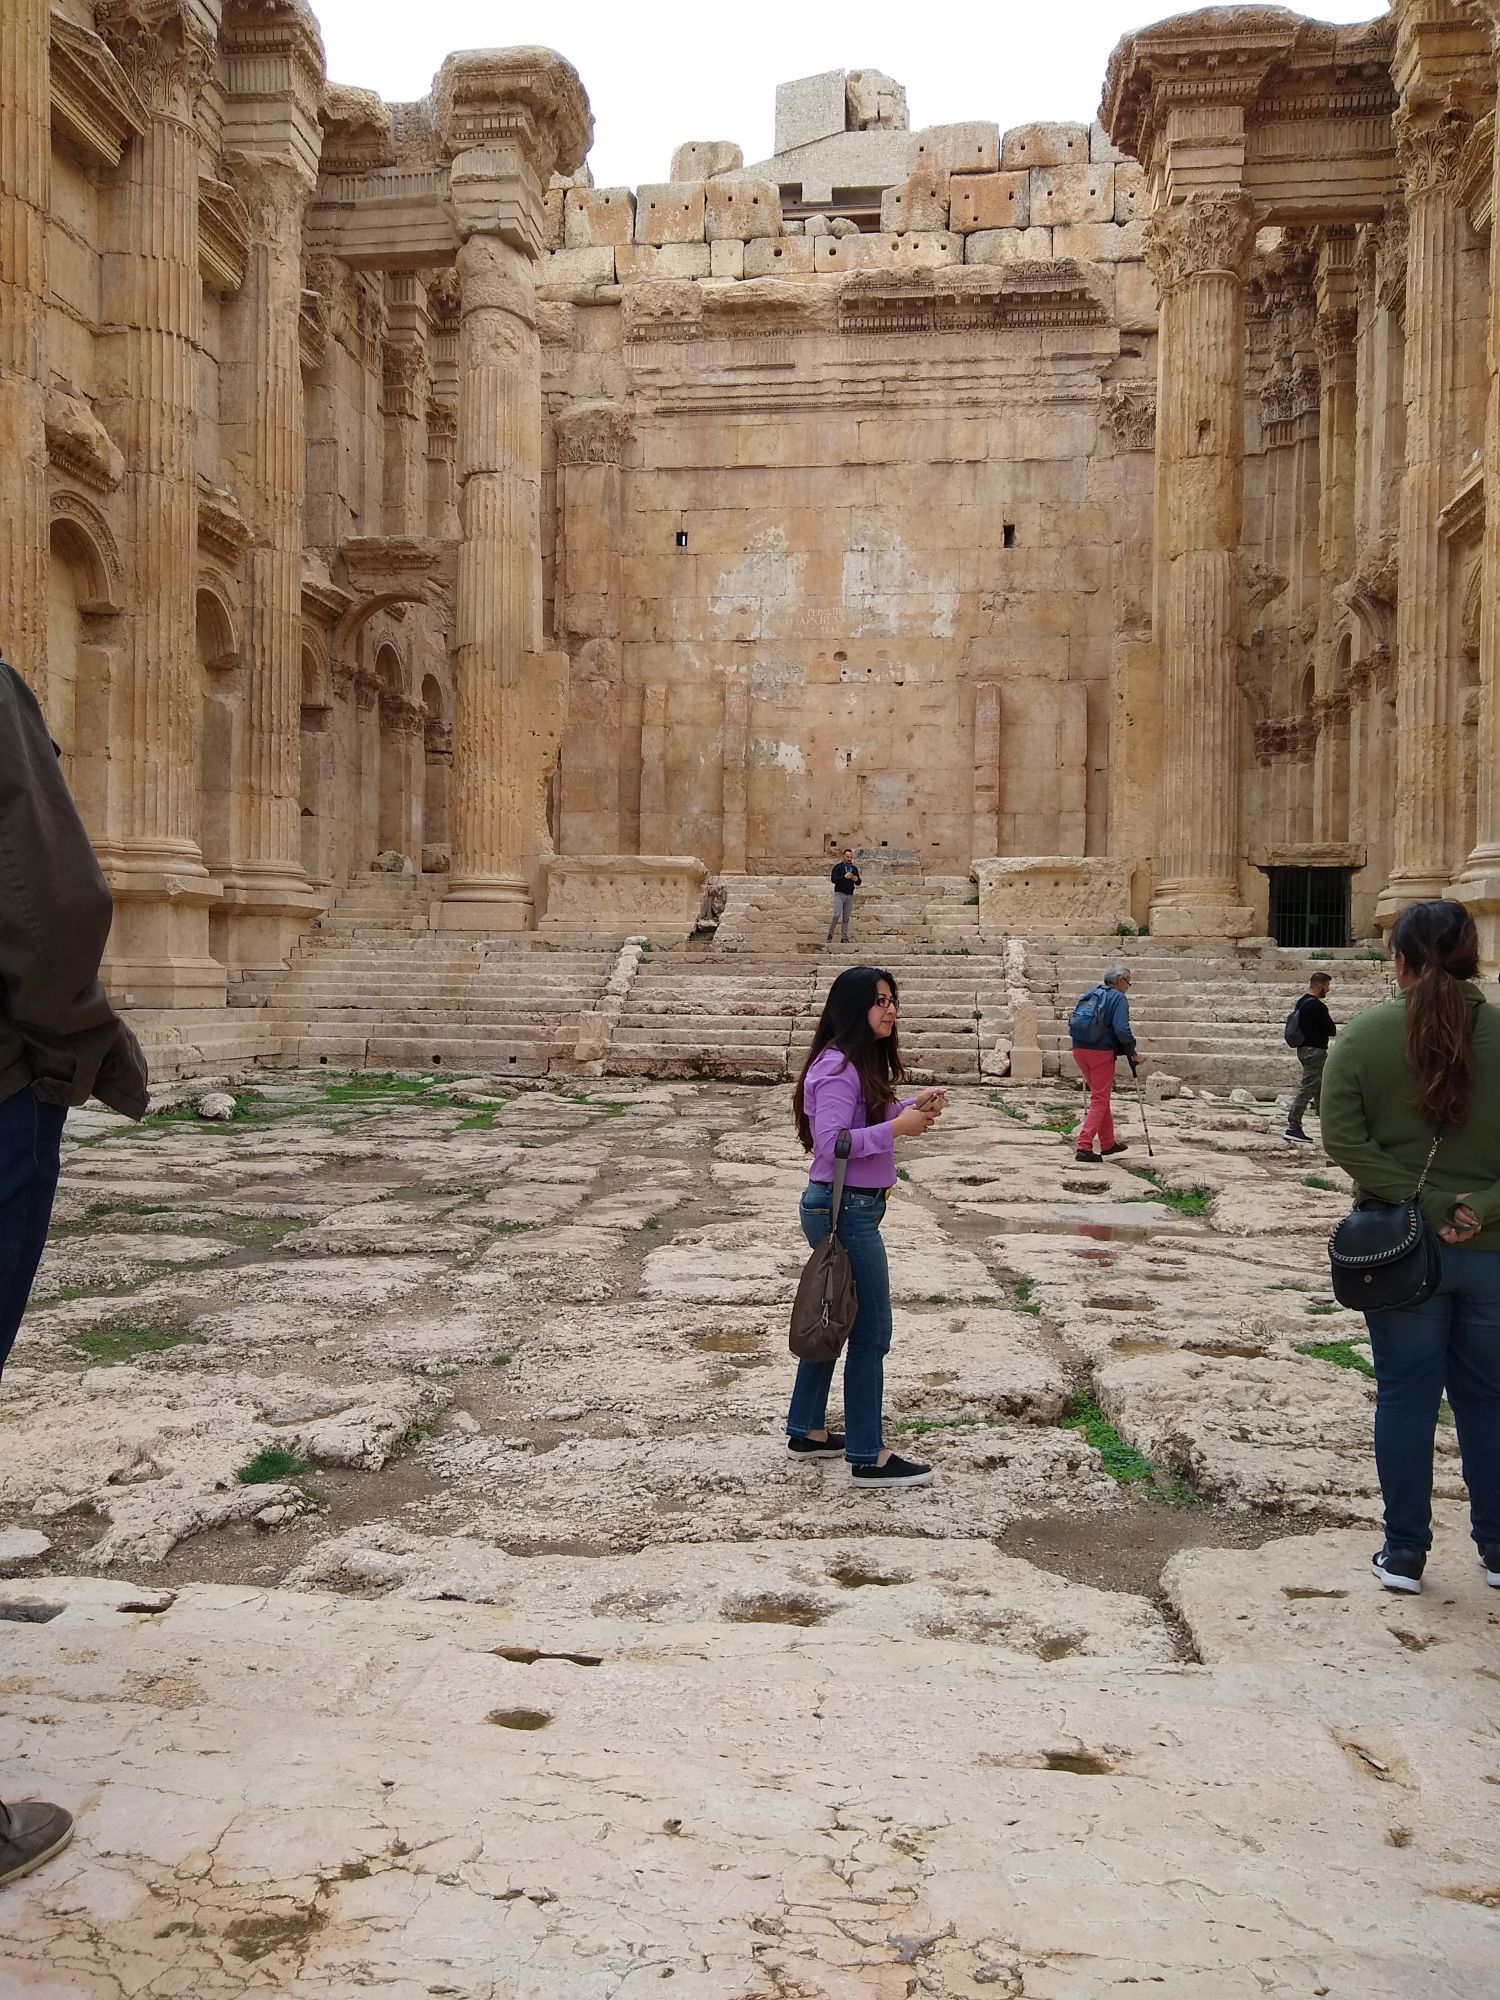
[0,1076,1496,1996]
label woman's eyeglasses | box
[874,996,898,1010]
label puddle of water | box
[691,1331,764,1354]
[487,1707,554,1730]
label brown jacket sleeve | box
[0,661,148,1118]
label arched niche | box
[47,502,120,836]
[197,584,242,875]
[299,638,335,887]
[374,641,411,857]
[420,671,450,858]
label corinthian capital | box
[554,400,632,467]
[1144,193,1261,293]
[96,0,214,120]
[225,150,314,242]
[432,48,593,186]
[1394,106,1472,198]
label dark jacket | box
[1292,993,1337,1050]
[1070,984,1137,1062]
[831,861,861,895]
[0,660,148,1117]
[1322,987,1500,1252]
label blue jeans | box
[1365,1243,1500,1553]
[0,1086,66,1378]
[787,1184,892,1464]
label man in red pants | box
[1067,965,1139,1163]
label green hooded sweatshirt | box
[1321,984,1500,1251]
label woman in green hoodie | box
[1321,900,1500,1597]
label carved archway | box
[46,499,121,832]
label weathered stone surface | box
[1029,162,1116,226]
[1002,121,1091,169]
[633,180,706,244]
[703,176,780,241]
[879,169,950,233]
[948,170,1030,233]
[912,121,1000,175]
[963,224,1055,263]
[669,139,743,181]
[562,185,635,247]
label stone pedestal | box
[1144,195,1261,940]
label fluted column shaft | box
[0,0,49,694]
[1314,302,1359,840]
[226,157,315,884]
[1384,114,1470,907]
[1145,194,1260,935]
[446,231,543,915]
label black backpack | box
[1284,1002,1306,1049]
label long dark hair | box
[792,964,905,1152]
[1390,899,1480,1130]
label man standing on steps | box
[827,849,862,945]
[1283,970,1336,1145]
[0,652,149,1885]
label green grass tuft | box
[1302,1175,1338,1192]
[1304,1300,1341,1317]
[68,1323,201,1365]
[1059,1393,1196,1504]
[1009,1278,1042,1318]
[1297,1338,1374,1377]
[988,1093,1025,1121]
[1131,1169,1213,1217]
[236,1447,313,1485]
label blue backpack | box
[1068,985,1112,1047]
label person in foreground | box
[0,653,150,1884]
[1321,899,1500,1597]
[1067,964,1137,1163]
[788,965,944,1487]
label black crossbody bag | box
[1327,1131,1442,1311]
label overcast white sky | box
[312,0,1390,189]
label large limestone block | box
[704,178,780,241]
[948,171,1029,233]
[540,855,709,944]
[1090,119,1127,163]
[1029,163,1114,227]
[912,121,1000,175]
[775,69,847,153]
[564,186,636,248]
[670,140,744,181]
[1114,160,1147,224]
[744,236,817,277]
[964,226,1055,265]
[634,182,707,244]
[710,239,745,279]
[846,68,908,130]
[976,858,1131,939]
[615,243,712,282]
[1002,121,1090,169]
[1053,220,1148,264]
[539,245,617,289]
[811,232,961,274]
[544,184,565,250]
[879,170,950,233]
[1117,258,1159,330]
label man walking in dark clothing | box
[827,849,861,944]
[1284,970,1336,1144]
[0,652,149,1885]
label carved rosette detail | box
[554,400,632,467]
[1144,193,1261,293]
[1100,387,1157,452]
[96,0,214,120]
[1395,108,1472,201]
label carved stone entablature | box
[1100,386,1157,452]
[1439,460,1486,546]
[96,0,214,122]
[354,670,380,712]
[983,260,1110,329]
[380,339,429,421]
[1457,110,1495,229]
[301,558,353,634]
[554,400,632,467]
[197,479,251,566]
[431,49,593,186]
[622,281,703,345]
[220,0,324,114]
[49,13,148,169]
[199,176,251,295]
[1395,106,1473,201]
[701,280,837,341]
[1101,12,1301,167]
[1145,195,1261,294]
[318,83,394,174]
[1254,714,1316,760]
[45,388,124,492]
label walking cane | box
[1132,1067,1155,1159]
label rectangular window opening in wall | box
[1002,523,1017,550]
[1266,867,1352,950]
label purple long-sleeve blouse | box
[802,1045,913,1190]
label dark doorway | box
[1268,867,1351,949]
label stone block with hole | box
[879,170,951,233]
[1029,164,1115,227]
[948,171,1030,233]
[704,178,780,241]
[912,121,1000,175]
[710,239,745,279]
[670,139,744,182]
[564,187,636,249]
[1002,120,1090,169]
[1052,220,1147,264]
[744,236,817,278]
[615,243,712,282]
[539,245,617,290]
[1114,161,1148,224]
[810,231,961,273]
[964,226,1055,266]
[634,182,707,245]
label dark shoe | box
[1371,1546,1424,1594]
[851,1453,933,1489]
[1101,1142,1129,1158]
[0,1799,74,1886]
[788,1431,845,1459]
[1074,1148,1098,1164]
[1479,1543,1500,1587]
[1283,1129,1311,1145]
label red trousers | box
[1073,1047,1116,1151]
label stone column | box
[1456,7,1500,962]
[1314,233,1360,843]
[1144,193,1261,938]
[0,0,49,695]
[96,0,223,1007]
[433,49,592,933]
[1379,107,1473,918]
[219,150,324,971]
[556,399,630,853]
[382,277,431,536]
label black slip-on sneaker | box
[1478,1543,1500,1587]
[788,1432,845,1459]
[1283,1129,1312,1145]
[1074,1149,1098,1164]
[1101,1142,1129,1158]
[0,1800,74,1886]
[1371,1546,1425,1594]
[851,1454,933,1489]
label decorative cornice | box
[1100,385,1157,451]
[199,176,251,294]
[1144,194,1261,293]
[49,12,148,169]
[45,388,124,492]
[220,0,325,100]
[197,479,252,564]
[96,0,214,122]
[318,82,394,174]
[1439,459,1486,544]
[554,399,632,466]
[431,48,593,183]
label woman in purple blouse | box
[788,964,945,1487]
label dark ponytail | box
[1390,899,1480,1130]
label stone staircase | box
[1033,937,1392,1091]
